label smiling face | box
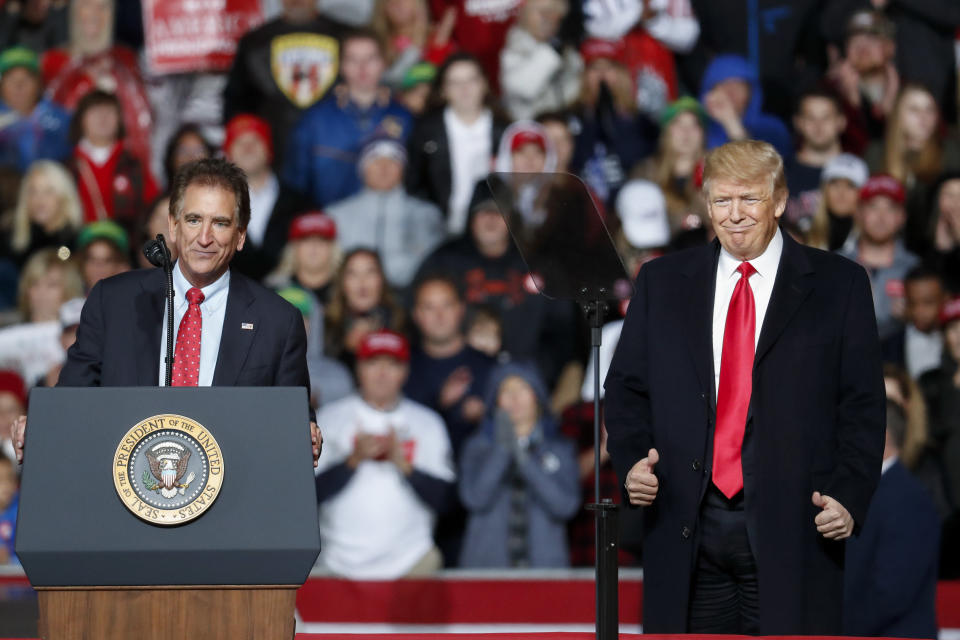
[706,177,785,261]
[168,184,246,288]
[342,251,383,314]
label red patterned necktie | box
[713,261,756,498]
[171,287,204,387]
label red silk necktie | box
[171,287,204,387]
[713,261,756,498]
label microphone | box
[142,234,171,268]
[143,234,175,386]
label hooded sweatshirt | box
[459,361,580,567]
[699,54,792,157]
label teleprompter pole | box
[584,298,619,640]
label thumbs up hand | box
[625,448,660,506]
[812,491,854,540]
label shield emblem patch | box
[271,33,339,108]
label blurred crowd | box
[0,0,956,611]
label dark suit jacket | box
[59,267,311,406]
[604,232,885,634]
[844,460,940,639]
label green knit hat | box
[77,220,129,254]
[400,62,436,91]
[0,46,39,76]
[277,286,314,317]
[659,96,707,129]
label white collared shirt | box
[904,325,942,379]
[158,261,230,386]
[246,172,279,247]
[881,454,898,475]
[712,227,784,400]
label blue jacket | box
[699,55,792,157]
[844,460,940,639]
[0,98,71,171]
[458,362,580,568]
[0,493,17,564]
[282,85,412,208]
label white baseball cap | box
[821,153,869,188]
[616,180,671,249]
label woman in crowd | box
[42,0,153,168]
[371,0,455,89]
[459,361,580,568]
[866,84,960,255]
[405,52,508,235]
[3,160,81,266]
[928,171,960,292]
[267,212,341,305]
[803,153,868,251]
[161,124,215,189]
[884,363,950,516]
[919,297,960,577]
[0,248,82,386]
[637,96,707,234]
[324,248,405,371]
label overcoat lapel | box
[755,233,815,367]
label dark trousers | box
[687,484,760,634]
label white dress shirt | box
[444,107,493,235]
[904,325,942,379]
[712,227,784,400]
[246,172,279,247]
[158,261,230,387]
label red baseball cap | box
[224,114,273,160]
[356,330,410,362]
[580,38,626,66]
[288,212,337,242]
[859,174,905,204]
[941,296,960,327]
[0,369,26,408]
[510,130,546,154]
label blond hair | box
[17,248,84,321]
[883,363,929,469]
[11,161,83,253]
[370,0,430,65]
[702,139,787,203]
[883,84,943,185]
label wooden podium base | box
[35,585,298,640]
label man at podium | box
[12,158,321,465]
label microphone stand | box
[142,235,174,386]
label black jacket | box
[223,16,345,164]
[231,182,310,282]
[404,109,508,218]
[604,232,885,634]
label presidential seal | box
[113,414,224,525]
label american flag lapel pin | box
[241,322,254,330]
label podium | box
[15,387,321,640]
